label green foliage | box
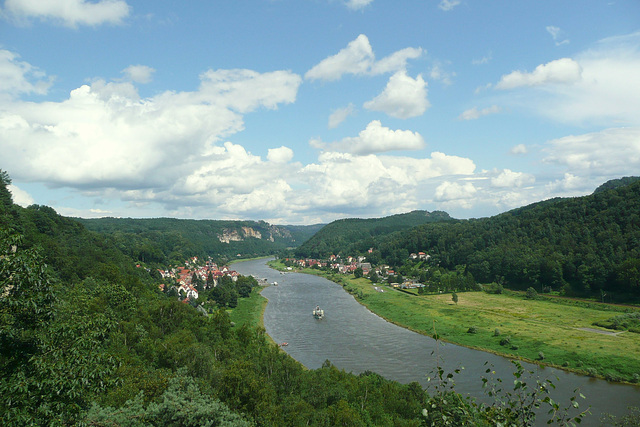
[85,372,252,426]
[295,210,452,259]
[451,292,458,304]
[594,312,640,332]
[374,177,640,302]
[525,287,538,300]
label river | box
[234,258,640,425]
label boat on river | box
[313,305,324,319]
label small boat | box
[313,305,324,319]
[280,342,288,347]
[273,281,278,286]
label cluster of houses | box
[155,256,239,301]
[284,250,431,290]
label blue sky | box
[1,0,639,225]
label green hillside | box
[377,177,640,301]
[78,217,321,265]
[295,210,453,259]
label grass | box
[269,261,640,383]
[228,286,269,329]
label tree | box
[452,292,458,305]
[354,267,363,278]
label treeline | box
[0,170,595,425]
[295,210,453,259]
[377,177,640,301]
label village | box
[151,256,241,303]
[282,250,433,291]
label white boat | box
[313,305,324,319]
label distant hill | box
[294,210,453,259]
[593,176,640,194]
[78,217,321,264]
[376,177,640,300]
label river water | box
[234,258,640,425]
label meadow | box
[270,261,640,383]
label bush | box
[493,328,501,336]
[537,351,545,360]
[467,326,478,334]
[499,336,511,346]
[525,287,538,300]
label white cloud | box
[371,47,424,75]
[429,61,455,86]
[490,169,535,188]
[438,0,461,12]
[7,184,34,207]
[345,0,373,10]
[546,25,569,46]
[311,120,425,155]
[305,34,374,81]
[267,146,294,163]
[542,127,640,176]
[122,65,155,84]
[434,181,477,209]
[0,49,53,98]
[488,32,640,126]
[510,144,528,155]
[0,51,302,189]
[496,58,582,89]
[328,104,355,129]
[4,0,130,27]
[199,69,302,113]
[305,34,423,81]
[458,105,500,120]
[364,71,429,119]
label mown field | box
[269,261,640,383]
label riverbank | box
[268,260,640,384]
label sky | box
[1,0,639,225]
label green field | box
[268,261,640,383]
[228,286,268,329]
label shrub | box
[537,351,545,360]
[467,326,478,334]
[500,336,511,346]
[493,328,501,337]
[525,287,538,300]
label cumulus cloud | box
[199,69,302,113]
[305,34,374,81]
[328,104,355,129]
[487,32,640,126]
[267,146,294,163]
[311,120,425,155]
[0,49,53,98]
[490,169,535,188]
[364,71,429,119]
[496,58,582,89]
[305,34,423,81]
[345,0,374,10]
[542,127,640,176]
[7,184,34,207]
[0,50,302,190]
[3,0,130,27]
[510,144,528,155]
[438,0,461,11]
[458,105,500,120]
[434,181,477,209]
[122,65,155,84]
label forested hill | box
[377,177,640,300]
[295,210,453,259]
[78,217,322,265]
